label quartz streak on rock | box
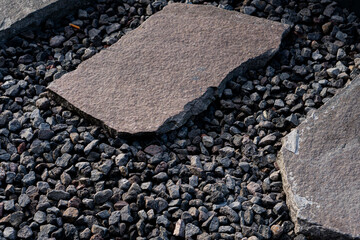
[48,3,289,135]
[277,77,360,239]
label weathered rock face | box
[277,77,360,239]
[48,3,289,136]
[0,0,93,40]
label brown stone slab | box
[48,3,289,136]
[277,77,360,239]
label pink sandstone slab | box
[48,3,289,136]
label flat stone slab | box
[277,77,360,239]
[0,0,92,40]
[48,3,289,136]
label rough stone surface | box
[0,0,93,40]
[48,3,289,136]
[277,78,360,240]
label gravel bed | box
[0,0,360,239]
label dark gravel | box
[1,0,360,240]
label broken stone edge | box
[48,25,290,138]
[277,77,360,240]
[0,0,95,42]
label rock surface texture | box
[48,3,289,136]
[0,0,92,40]
[277,77,360,239]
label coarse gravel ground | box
[0,0,360,240]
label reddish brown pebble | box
[247,182,262,194]
[144,145,163,156]
[136,150,146,161]
[90,234,103,240]
[154,162,168,174]
[62,207,79,222]
[271,224,284,238]
[128,175,141,184]
[17,142,26,154]
[68,197,82,208]
[114,201,128,210]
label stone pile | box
[0,0,359,239]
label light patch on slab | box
[310,111,319,121]
[0,17,11,30]
[284,129,299,154]
[293,194,317,209]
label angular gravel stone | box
[4,200,14,211]
[50,35,66,47]
[277,78,360,239]
[64,223,78,239]
[120,205,133,222]
[202,135,214,148]
[17,225,33,239]
[38,224,57,238]
[144,145,163,156]
[173,219,185,237]
[38,129,54,140]
[34,211,46,224]
[84,139,99,155]
[47,190,70,200]
[109,211,121,225]
[156,215,171,227]
[18,194,30,207]
[326,67,340,78]
[8,119,21,132]
[55,153,72,168]
[247,182,262,194]
[185,223,201,238]
[36,98,50,110]
[62,207,79,222]
[8,211,24,227]
[22,171,36,186]
[219,206,239,223]
[259,134,277,147]
[167,184,180,199]
[3,227,16,240]
[48,3,289,135]
[94,189,113,204]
